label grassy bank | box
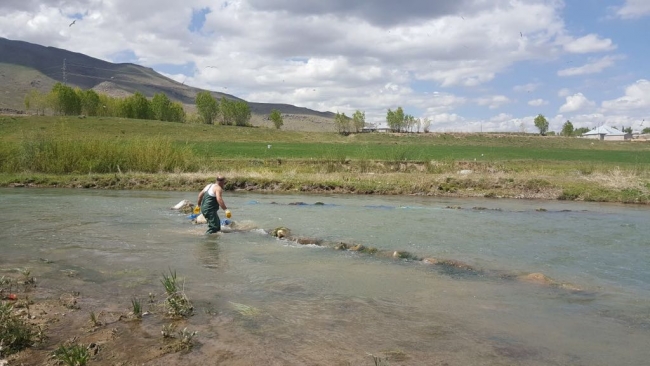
[1,115,649,204]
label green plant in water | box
[229,301,261,317]
[89,311,102,327]
[19,268,35,285]
[160,270,193,318]
[52,343,90,366]
[131,297,142,319]
[161,269,178,295]
[161,323,177,338]
[177,327,198,350]
[369,353,391,366]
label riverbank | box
[1,168,648,204]
[1,116,649,204]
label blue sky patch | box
[189,7,211,33]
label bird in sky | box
[69,20,76,27]
[520,32,523,37]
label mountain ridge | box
[0,37,335,124]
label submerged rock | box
[293,237,322,246]
[172,200,195,214]
[271,227,291,238]
[334,242,349,251]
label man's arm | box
[197,190,205,208]
[216,186,227,210]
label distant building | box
[581,125,632,141]
[362,126,391,133]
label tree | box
[534,114,549,136]
[232,100,252,126]
[421,117,431,133]
[151,93,172,121]
[24,89,48,115]
[574,127,590,136]
[220,98,251,126]
[334,112,350,134]
[561,120,574,136]
[79,89,101,116]
[386,107,406,132]
[623,126,633,134]
[642,127,650,134]
[352,110,365,133]
[195,91,219,124]
[168,102,186,123]
[404,114,416,132]
[269,109,283,129]
[50,83,82,115]
[130,92,152,120]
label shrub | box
[0,302,38,356]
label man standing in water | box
[197,175,228,234]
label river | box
[1,188,649,365]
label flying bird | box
[69,20,76,27]
[520,32,523,37]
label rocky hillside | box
[0,37,335,130]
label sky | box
[1,0,649,132]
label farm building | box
[581,125,632,141]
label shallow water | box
[1,188,649,365]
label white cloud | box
[528,99,548,106]
[601,79,650,111]
[559,93,596,113]
[477,95,510,109]
[0,1,646,134]
[616,0,650,19]
[513,82,541,93]
[490,113,513,122]
[557,88,571,97]
[562,34,616,54]
[557,55,623,77]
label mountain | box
[0,37,335,130]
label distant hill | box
[0,37,335,131]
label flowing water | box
[1,188,649,365]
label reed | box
[131,297,142,319]
[52,343,90,366]
[160,270,193,318]
[0,132,195,174]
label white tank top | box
[202,183,216,197]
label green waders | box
[201,186,221,234]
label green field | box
[1,115,649,203]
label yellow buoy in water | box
[193,206,200,214]
[225,209,232,218]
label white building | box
[582,125,632,141]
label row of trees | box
[386,107,432,133]
[24,83,185,122]
[334,110,366,134]
[195,91,252,126]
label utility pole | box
[62,58,67,85]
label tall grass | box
[0,134,197,174]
